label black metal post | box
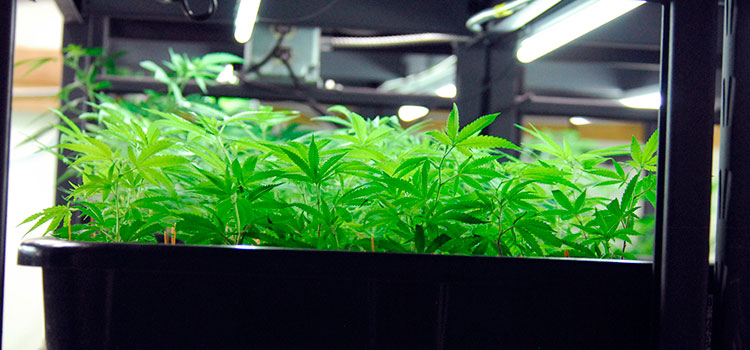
[0,0,17,346]
[55,17,101,208]
[651,3,669,349]
[715,0,750,348]
[657,0,717,349]
[456,34,522,147]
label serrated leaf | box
[426,131,451,146]
[456,113,498,143]
[377,176,421,197]
[426,234,451,254]
[446,103,459,141]
[517,227,543,256]
[552,190,574,211]
[613,160,626,179]
[308,136,319,179]
[339,184,383,204]
[573,189,587,212]
[434,211,487,224]
[366,127,392,144]
[630,136,643,165]
[621,175,639,210]
[458,135,519,150]
[136,139,174,164]
[139,155,190,168]
[199,52,243,66]
[643,129,659,157]
[394,157,430,177]
[351,112,367,143]
[279,147,313,179]
[313,115,351,127]
[586,167,622,180]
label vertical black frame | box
[0,0,17,346]
[715,0,750,348]
[0,0,727,348]
[656,0,717,349]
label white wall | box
[4,1,63,348]
[2,111,57,350]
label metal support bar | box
[456,35,522,147]
[0,0,16,346]
[55,18,103,208]
[715,0,750,348]
[657,0,717,349]
[102,76,453,109]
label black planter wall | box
[19,239,653,349]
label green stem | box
[574,214,588,240]
[432,145,454,213]
[232,194,242,245]
[316,183,322,240]
[113,182,121,242]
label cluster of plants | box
[21,49,657,259]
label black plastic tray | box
[19,238,653,349]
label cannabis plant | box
[21,50,657,259]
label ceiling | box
[29,0,717,119]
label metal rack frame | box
[1,0,741,348]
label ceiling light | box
[516,0,645,63]
[569,116,591,125]
[398,105,430,122]
[435,84,457,98]
[234,0,262,43]
[619,91,661,109]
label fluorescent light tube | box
[398,105,430,122]
[516,0,645,63]
[234,0,262,43]
[619,91,661,109]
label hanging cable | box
[238,37,327,116]
[240,26,290,74]
[277,53,327,116]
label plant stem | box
[574,214,588,240]
[432,145,454,213]
[113,181,121,242]
[232,194,242,245]
[316,183,322,240]
[497,214,503,256]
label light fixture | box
[435,84,457,98]
[619,91,661,109]
[489,0,563,33]
[398,105,430,122]
[569,116,591,125]
[516,0,645,63]
[234,0,262,43]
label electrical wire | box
[278,57,327,116]
[240,29,289,74]
[237,32,327,116]
[256,0,341,24]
